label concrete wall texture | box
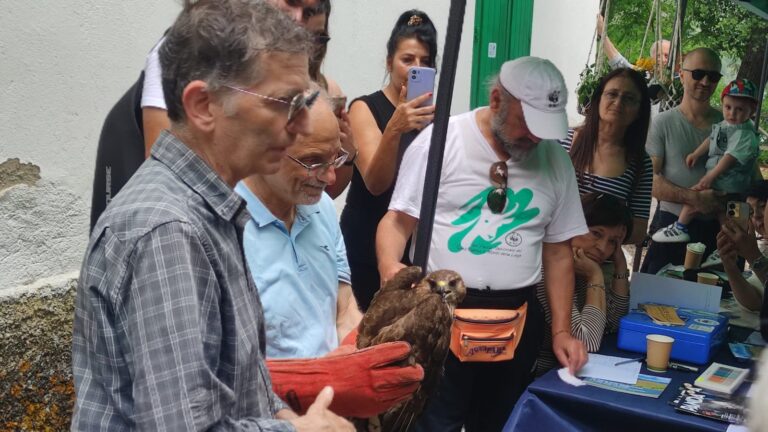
[0,0,594,429]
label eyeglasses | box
[487,161,508,214]
[682,68,722,82]
[287,148,349,177]
[313,32,331,45]
[224,85,320,124]
[603,90,641,107]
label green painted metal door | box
[470,0,535,108]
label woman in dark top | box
[559,68,653,244]
[341,10,437,310]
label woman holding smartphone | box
[341,9,437,310]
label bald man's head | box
[682,47,722,71]
[254,96,341,208]
[680,47,722,103]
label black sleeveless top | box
[340,90,415,265]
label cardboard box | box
[618,308,728,365]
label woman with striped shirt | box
[560,68,653,244]
[536,194,633,375]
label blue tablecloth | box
[504,335,741,432]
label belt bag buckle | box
[449,303,527,362]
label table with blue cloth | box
[504,334,751,432]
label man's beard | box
[298,179,327,205]
[491,108,535,162]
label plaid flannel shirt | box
[72,131,295,431]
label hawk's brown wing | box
[357,266,424,349]
[370,294,454,432]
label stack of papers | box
[559,354,671,399]
[642,304,685,326]
[577,354,642,384]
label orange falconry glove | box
[266,341,424,418]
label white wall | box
[324,1,476,115]
[530,0,599,126]
[0,2,181,290]
[3,0,598,290]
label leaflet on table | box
[576,353,641,384]
[670,384,746,424]
[581,373,671,398]
[746,331,767,347]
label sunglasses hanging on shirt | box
[487,161,508,214]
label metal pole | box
[412,0,467,271]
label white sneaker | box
[651,223,691,243]
[701,250,722,268]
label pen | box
[668,362,699,373]
[614,357,644,366]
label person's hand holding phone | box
[387,85,435,134]
[337,110,357,159]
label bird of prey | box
[357,266,466,431]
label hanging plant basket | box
[576,63,602,115]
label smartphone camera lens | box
[728,203,736,210]
[728,210,735,217]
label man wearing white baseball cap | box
[377,56,589,431]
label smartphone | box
[726,201,750,231]
[406,66,436,107]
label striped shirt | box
[72,131,293,431]
[559,129,654,219]
[535,270,630,375]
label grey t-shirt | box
[645,107,723,216]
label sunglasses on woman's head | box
[682,68,722,82]
[487,161,508,214]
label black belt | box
[459,285,535,310]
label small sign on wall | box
[488,42,497,59]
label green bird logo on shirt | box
[447,187,539,255]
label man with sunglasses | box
[234,96,424,418]
[377,57,589,431]
[73,2,355,430]
[642,47,726,274]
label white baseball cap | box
[499,57,568,140]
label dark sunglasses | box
[313,32,331,45]
[487,162,508,214]
[682,68,722,82]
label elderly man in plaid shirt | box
[72,1,353,430]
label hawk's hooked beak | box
[436,281,448,300]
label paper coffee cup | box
[697,272,719,285]
[646,334,674,372]
[684,242,705,270]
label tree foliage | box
[605,0,767,63]
[605,0,768,139]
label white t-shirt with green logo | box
[390,108,588,290]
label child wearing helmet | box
[653,78,760,243]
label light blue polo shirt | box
[236,182,351,359]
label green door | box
[470,0,535,108]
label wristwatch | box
[614,270,630,280]
[343,149,358,166]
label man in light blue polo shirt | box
[236,97,361,358]
[235,97,425,417]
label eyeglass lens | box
[287,90,320,123]
[487,161,508,214]
[686,69,722,82]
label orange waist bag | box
[449,303,527,362]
